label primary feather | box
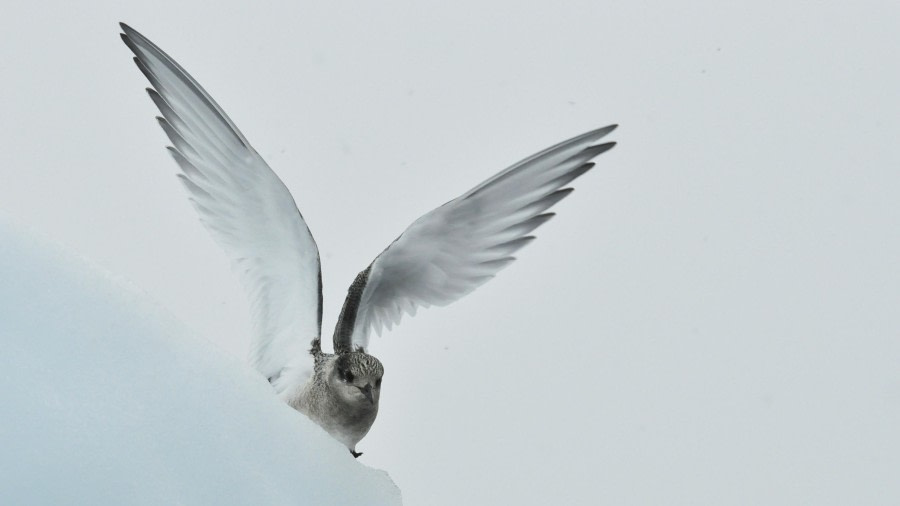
[337,125,617,351]
[120,23,322,386]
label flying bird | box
[120,23,617,457]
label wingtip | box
[119,23,137,45]
[119,22,141,40]
[574,124,617,145]
[119,23,151,50]
[598,124,618,136]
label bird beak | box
[359,384,374,404]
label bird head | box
[330,352,384,407]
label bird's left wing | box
[333,125,617,352]
[120,24,322,386]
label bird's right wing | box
[120,24,322,386]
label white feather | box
[348,125,617,350]
[121,24,321,388]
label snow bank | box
[0,219,401,505]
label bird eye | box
[345,371,354,383]
[375,378,382,388]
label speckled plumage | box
[283,339,383,454]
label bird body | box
[120,22,617,456]
[284,340,382,454]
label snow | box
[0,218,401,505]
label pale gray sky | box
[2,1,899,505]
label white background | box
[2,2,899,504]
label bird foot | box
[350,449,363,458]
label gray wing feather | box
[336,125,617,351]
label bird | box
[119,22,617,457]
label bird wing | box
[121,24,321,386]
[333,125,617,352]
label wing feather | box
[337,125,617,350]
[121,24,321,387]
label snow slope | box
[0,219,401,505]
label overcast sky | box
[2,1,899,505]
